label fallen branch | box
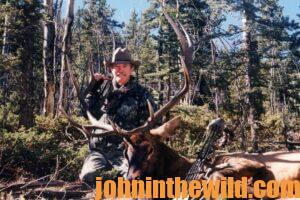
[0,180,65,192]
[25,189,87,199]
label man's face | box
[111,63,133,86]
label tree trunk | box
[242,0,260,151]
[56,0,75,116]
[234,77,247,150]
[157,25,164,107]
[53,0,63,89]
[210,39,219,115]
[269,45,277,114]
[19,27,35,128]
[43,0,56,117]
[2,1,9,55]
[1,1,9,114]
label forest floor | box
[0,180,95,199]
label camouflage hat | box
[104,47,141,69]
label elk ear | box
[149,116,181,139]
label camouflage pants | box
[79,149,128,186]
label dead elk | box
[199,151,300,200]
[207,151,300,182]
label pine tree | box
[0,0,43,128]
[124,10,139,57]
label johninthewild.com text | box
[95,177,300,199]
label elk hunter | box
[80,47,158,186]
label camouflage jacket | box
[85,76,157,152]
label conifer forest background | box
[0,0,299,185]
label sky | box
[106,0,150,23]
[106,0,299,24]
[72,0,150,23]
[72,0,299,24]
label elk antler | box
[161,0,193,68]
[60,108,117,139]
[108,1,193,136]
[152,0,193,119]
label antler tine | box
[60,107,82,129]
[60,107,92,138]
[66,56,88,111]
[62,107,119,139]
[107,118,133,138]
[161,2,193,67]
[90,129,117,137]
[147,99,155,122]
[161,7,185,47]
[113,100,156,135]
[77,126,90,140]
[88,50,95,81]
[109,119,120,133]
[177,19,193,66]
[83,51,97,98]
[87,111,114,131]
[106,117,152,135]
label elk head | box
[122,116,182,180]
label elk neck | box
[153,140,193,179]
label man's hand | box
[93,73,111,81]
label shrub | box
[0,115,88,182]
[168,104,217,158]
[0,105,298,182]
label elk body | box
[208,151,300,182]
